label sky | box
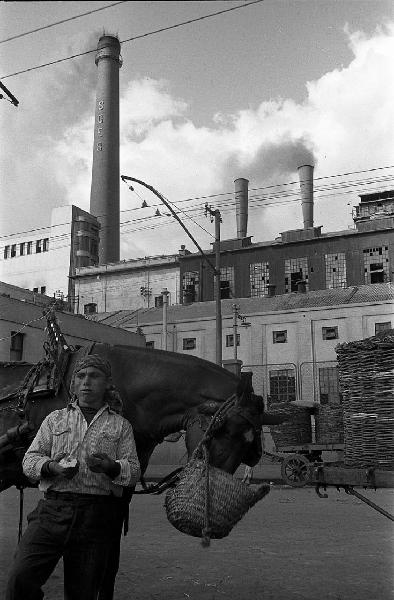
[1,0,394,260]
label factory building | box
[180,171,394,303]
[0,206,99,310]
[74,245,190,315]
[89,283,394,406]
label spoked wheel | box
[281,454,310,487]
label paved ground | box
[0,483,393,600]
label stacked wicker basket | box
[336,330,394,469]
[268,402,312,447]
[314,405,344,444]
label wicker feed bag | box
[165,458,270,540]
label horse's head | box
[185,373,264,474]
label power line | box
[1,0,265,80]
[0,2,127,45]
[0,166,393,242]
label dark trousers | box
[6,493,124,600]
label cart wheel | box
[281,454,310,487]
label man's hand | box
[87,452,121,479]
[48,454,80,479]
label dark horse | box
[0,343,286,493]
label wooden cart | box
[269,442,344,487]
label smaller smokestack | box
[267,284,276,297]
[234,178,249,238]
[298,164,314,229]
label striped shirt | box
[22,401,140,497]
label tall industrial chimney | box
[90,35,122,264]
[298,164,314,229]
[234,178,249,238]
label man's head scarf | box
[73,354,112,378]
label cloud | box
[2,23,394,259]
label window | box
[226,333,240,347]
[40,286,46,295]
[36,240,42,253]
[33,287,38,293]
[285,257,309,293]
[43,238,49,252]
[218,266,234,299]
[26,241,32,255]
[319,367,341,405]
[182,271,199,303]
[10,332,24,361]
[84,303,97,314]
[269,369,296,403]
[249,261,270,297]
[325,253,347,289]
[375,322,392,335]
[154,296,163,308]
[146,341,155,349]
[273,330,287,344]
[363,246,390,283]
[10,244,16,258]
[183,338,196,350]
[19,243,25,256]
[4,245,9,259]
[322,326,339,340]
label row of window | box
[182,245,391,299]
[3,238,49,259]
[145,322,392,351]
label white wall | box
[130,298,394,405]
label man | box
[6,355,140,600]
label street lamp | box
[121,175,223,365]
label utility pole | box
[232,304,240,361]
[232,303,251,362]
[205,204,222,366]
[161,287,170,350]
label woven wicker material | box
[268,403,312,447]
[315,405,344,444]
[165,458,271,539]
[336,330,394,469]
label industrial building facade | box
[0,205,99,309]
[90,283,394,407]
[179,189,394,303]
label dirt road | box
[0,485,393,599]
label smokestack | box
[234,178,249,238]
[90,35,122,264]
[298,164,314,229]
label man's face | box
[73,367,108,408]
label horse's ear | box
[237,372,254,406]
[197,400,222,415]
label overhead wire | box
[1,170,394,255]
[0,2,127,45]
[2,164,393,242]
[1,0,265,80]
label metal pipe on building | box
[162,288,170,350]
[90,35,122,264]
[234,178,249,238]
[298,165,314,229]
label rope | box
[188,393,237,547]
